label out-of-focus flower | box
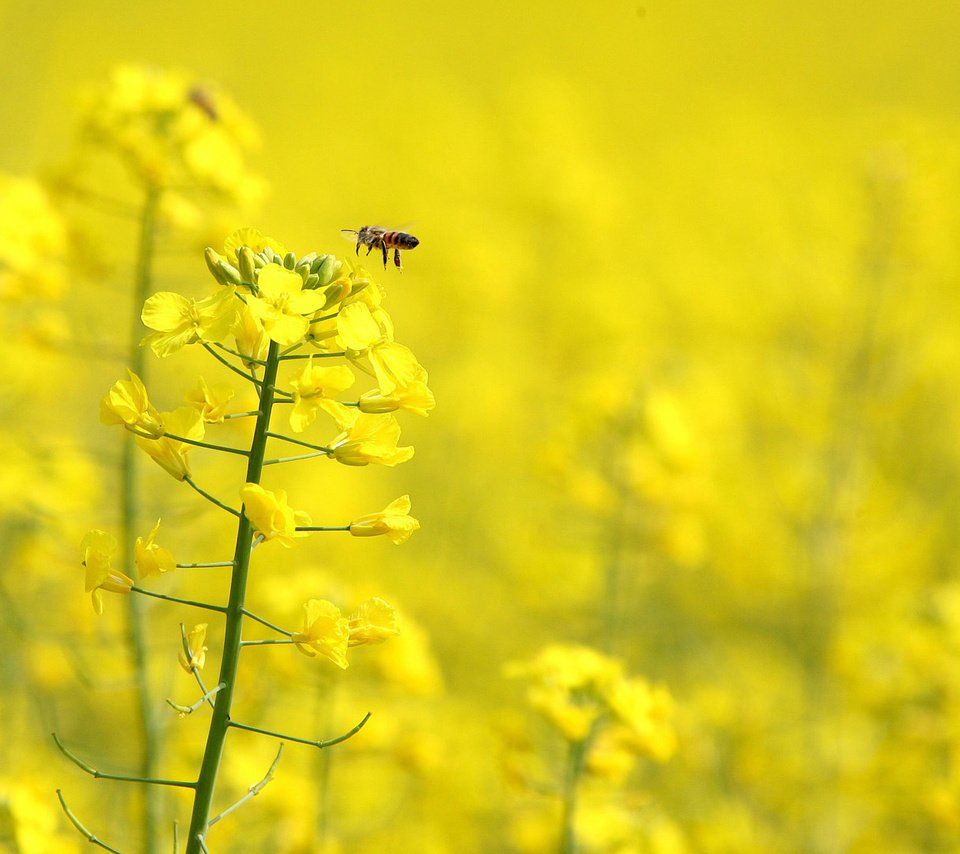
[75,65,263,202]
[240,483,311,547]
[347,597,400,645]
[81,529,133,615]
[349,495,421,544]
[0,174,68,301]
[134,519,176,579]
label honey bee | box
[341,226,419,270]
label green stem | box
[559,738,588,854]
[296,526,350,533]
[185,340,282,854]
[184,475,242,517]
[241,607,293,637]
[227,712,371,748]
[264,432,333,454]
[122,183,163,854]
[130,586,227,613]
[201,341,263,386]
[163,433,250,457]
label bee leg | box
[394,247,403,270]
[381,241,388,269]
[355,242,360,256]
[365,244,373,256]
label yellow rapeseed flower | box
[288,356,355,433]
[349,495,421,544]
[358,380,436,417]
[178,623,208,672]
[326,413,414,467]
[291,599,350,668]
[135,406,205,480]
[134,519,176,579]
[240,483,311,547]
[100,370,164,438]
[245,263,325,346]
[140,286,238,357]
[185,376,235,423]
[81,530,133,615]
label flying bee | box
[341,226,419,271]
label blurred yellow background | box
[3,0,960,851]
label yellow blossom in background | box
[81,529,133,615]
[0,173,67,301]
[326,412,414,467]
[349,495,421,544]
[291,599,350,667]
[74,64,263,201]
[608,678,677,762]
[185,376,235,422]
[134,519,176,579]
[245,263,325,346]
[347,597,400,645]
[240,483,311,547]
[287,356,355,432]
[100,370,164,437]
[179,623,208,672]
[140,286,238,357]
[135,406,204,480]
[358,380,436,417]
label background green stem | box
[559,737,588,854]
[185,340,281,853]
[120,183,161,854]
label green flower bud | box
[314,255,339,285]
[238,246,257,284]
[322,280,350,310]
[205,248,227,283]
[282,251,297,270]
[217,260,243,286]
[302,273,320,290]
[297,252,318,270]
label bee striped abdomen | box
[385,231,419,250]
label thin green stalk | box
[121,183,162,854]
[559,738,588,854]
[185,340,282,853]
